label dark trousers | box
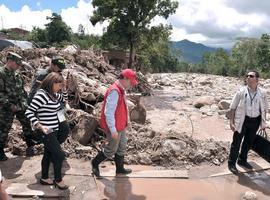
[40,121,70,182]
[0,108,33,149]
[228,116,261,166]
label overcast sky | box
[0,0,268,48]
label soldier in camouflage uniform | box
[0,52,35,161]
[27,55,66,104]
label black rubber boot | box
[91,151,107,178]
[0,149,8,161]
[114,154,132,175]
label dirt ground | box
[2,72,270,199]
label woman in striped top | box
[26,72,69,190]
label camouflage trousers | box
[0,108,33,149]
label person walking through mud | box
[0,52,36,161]
[26,72,69,190]
[91,69,138,178]
[28,55,70,145]
[228,70,268,174]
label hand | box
[111,132,119,140]
[230,122,236,132]
[258,126,266,132]
[36,124,50,135]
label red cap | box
[121,69,138,86]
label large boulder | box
[218,100,230,110]
[193,96,216,108]
[68,109,98,145]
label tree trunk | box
[128,41,136,68]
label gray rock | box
[138,152,152,165]
[163,139,187,152]
[193,96,216,108]
[242,191,257,200]
[218,100,230,110]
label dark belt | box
[245,115,261,122]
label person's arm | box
[0,183,9,200]
[104,90,119,139]
[0,170,9,200]
[25,91,49,134]
[0,72,10,108]
[229,91,241,132]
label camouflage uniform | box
[0,66,34,149]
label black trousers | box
[40,121,70,182]
[228,116,261,166]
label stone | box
[193,96,216,108]
[218,100,230,110]
[242,191,257,200]
[163,139,187,152]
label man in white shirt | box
[228,70,268,174]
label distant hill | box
[171,39,217,63]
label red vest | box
[100,81,128,133]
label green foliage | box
[71,34,101,49]
[90,0,178,67]
[257,34,270,76]
[28,27,48,47]
[45,13,72,45]
[137,25,178,73]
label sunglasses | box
[246,74,255,78]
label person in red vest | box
[92,69,138,178]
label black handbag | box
[252,130,270,163]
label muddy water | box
[141,88,232,141]
[98,170,270,200]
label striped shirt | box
[25,89,68,131]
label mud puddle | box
[97,169,270,200]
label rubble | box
[3,47,269,170]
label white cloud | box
[0,4,51,30]
[60,0,108,35]
[0,0,270,48]
[0,0,107,35]
[167,0,269,47]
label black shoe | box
[40,178,54,185]
[114,154,132,175]
[228,165,238,175]
[237,160,253,169]
[53,180,69,190]
[0,149,8,161]
[91,151,107,178]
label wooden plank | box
[101,170,188,179]
[6,183,61,197]
[210,159,270,178]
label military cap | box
[7,51,23,66]
[51,56,66,70]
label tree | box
[257,33,270,73]
[77,24,85,36]
[45,13,72,45]
[231,37,259,76]
[90,0,178,68]
[137,24,178,72]
[29,27,48,47]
